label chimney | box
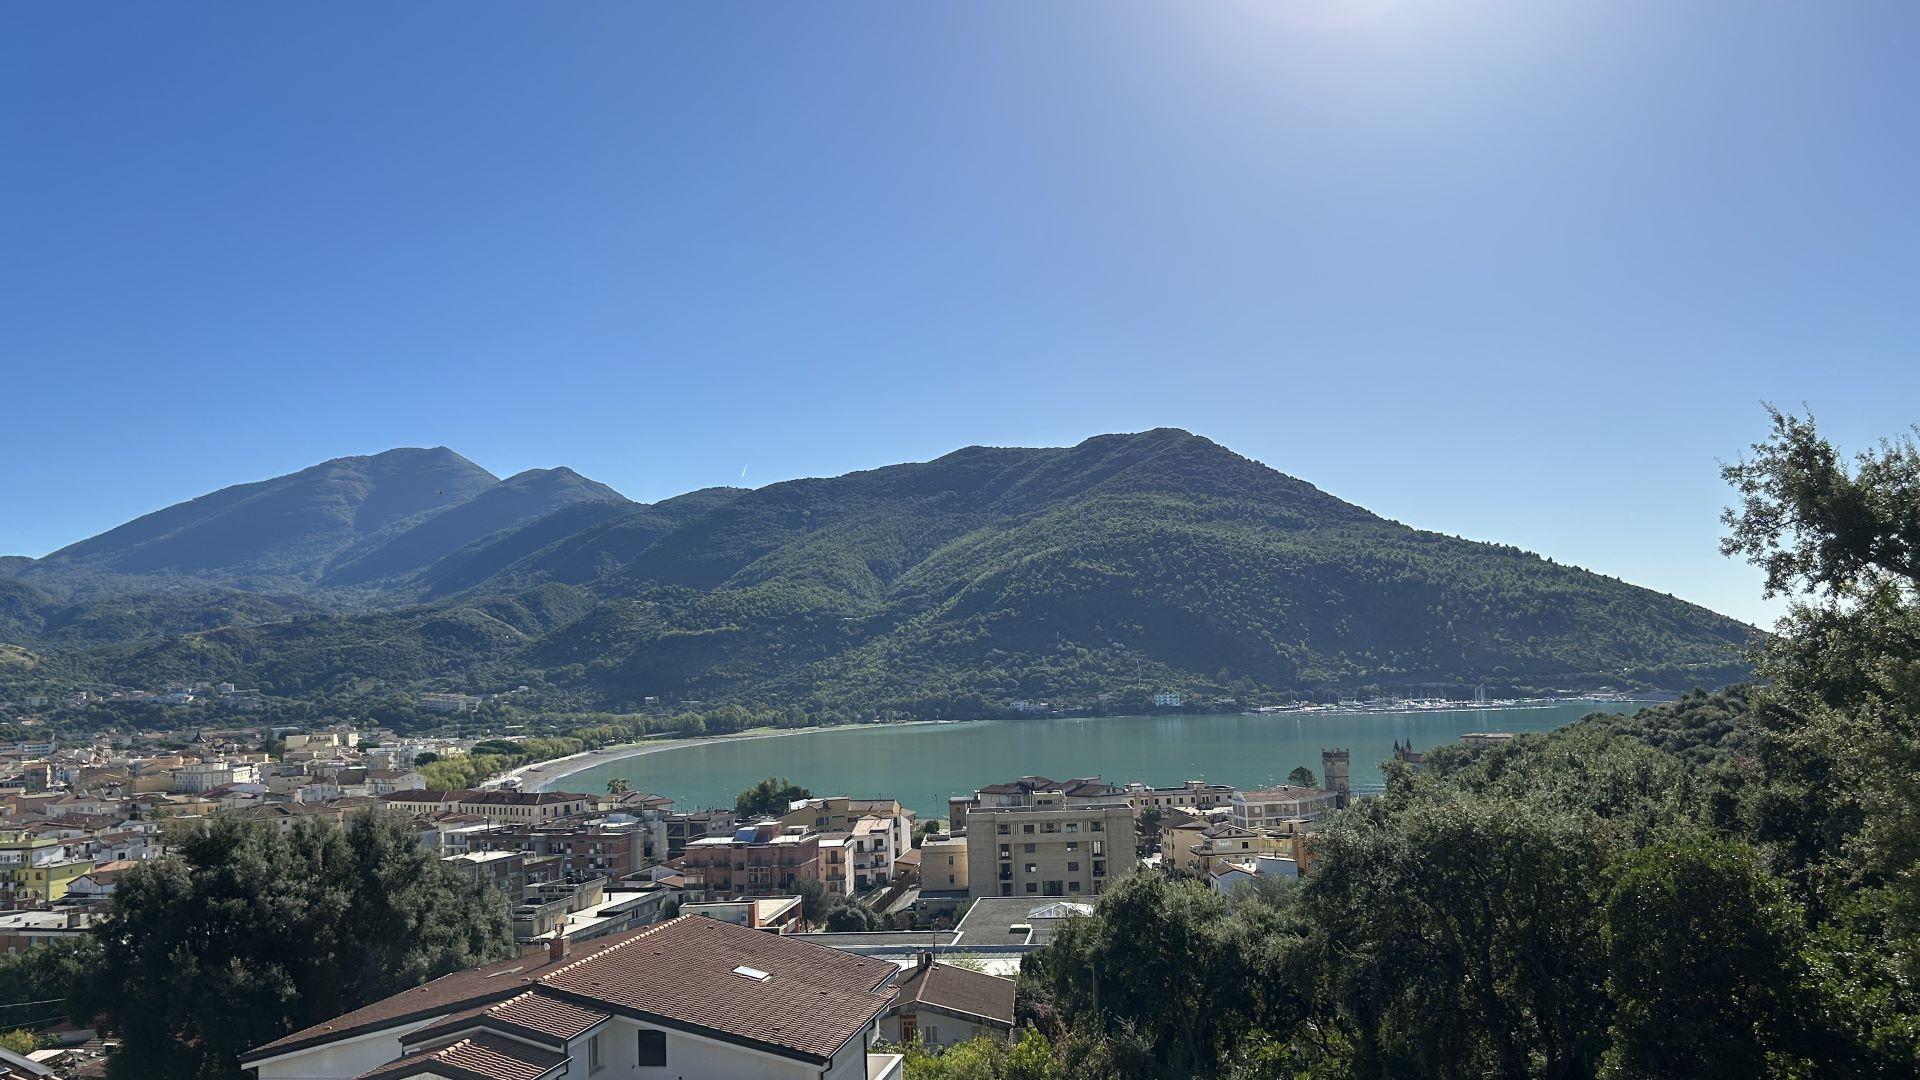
[548,933,569,964]
[917,950,933,971]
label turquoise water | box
[552,701,1648,818]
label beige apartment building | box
[920,835,969,893]
[964,795,1135,899]
[1228,786,1340,834]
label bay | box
[550,700,1649,818]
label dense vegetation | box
[3,430,1752,718]
[896,409,1920,1079]
[65,814,515,1080]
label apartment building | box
[681,822,823,897]
[1123,779,1237,812]
[379,788,596,823]
[919,835,969,894]
[664,808,738,858]
[963,792,1134,900]
[469,821,650,882]
[1165,822,1303,877]
[1228,786,1340,833]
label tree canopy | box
[73,813,515,1080]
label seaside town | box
[0,695,1504,1080]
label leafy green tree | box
[736,776,809,819]
[1286,766,1316,788]
[74,813,515,1080]
[1023,872,1305,1077]
[0,937,99,1016]
[794,877,829,924]
[1602,836,1806,1078]
[1299,793,1612,1080]
[0,1030,35,1055]
[606,777,630,796]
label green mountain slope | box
[13,430,1755,710]
[318,467,629,588]
[28,447,501,589]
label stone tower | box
[1321,747,1351,807]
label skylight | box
[732,965,771,981]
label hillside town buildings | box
[0,699,1366,1076]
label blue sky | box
[3,2,1915,627]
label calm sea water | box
[551,701,1647,818]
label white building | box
[240,915,904,1080]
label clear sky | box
[4,2,1915,628]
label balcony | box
[868,1052,905,1080]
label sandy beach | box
[496,728,821,792]
[501,721,945,793]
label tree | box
[0,1030,35,1055]
[736,776,810,819]
[413,751,438,766]
[1024,872,1305,1077]
[1603,836,1806,1077]
[794,877,829,924]
[606,777,630,796]
[1285,766,1316,788]
[74,813,515,1080]
[1722,408,1920,897]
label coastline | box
[504,721,952,793]
[503,697,1657,794]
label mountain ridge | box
[2,430,1754,711]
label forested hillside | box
[3,430,1751,712]
[903,410,1920,1079]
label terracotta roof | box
[355,1031,564,1080]
[460,790,592,807]
[241,933,640,1062]
[891,961,1016,1028]
[380,789,478,803]
[249,917,897,1067]
[409,989,609,1048]
[541,916,897,1062]
[974,776,1059,796]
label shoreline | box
[505,721,953,793]
[503,696,1650,794]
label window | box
[997,824,1010,835]
[1091,841,1104,855]
[1067,861,1079,872]
[1066,842,1078,852]
[1022,824,1035,834]
[925,1025,939,1044]
[1025,863,1037,874]
[1025,882,1038,894]
[1023,843,1035,853]
[1001,883,1013,896]
[1069,881,1082,893]
[1065,823,1079,833]
[1090,822,1103,832]
[637,1029,666,1067]
[588,1032,604,1072]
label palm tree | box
[606,777,630,796]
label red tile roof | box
[241,934,640,1062]
[248,917,898,1068]
[355,1031,565,1080]
[891,961,1016,1027]
[409,989,609,1048]
[541,916,898,1062]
